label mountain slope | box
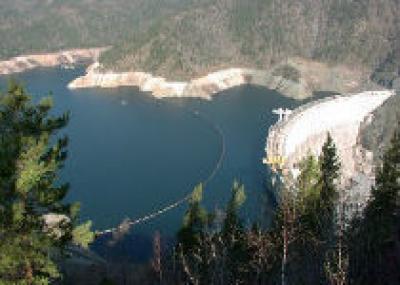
[0,0,399,84]
[359,91,400,163]
[98,0,400,81]
[0,0,182,59]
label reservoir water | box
[0,66,303,259]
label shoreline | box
[0,49,375,102]
[66,57,374,101]
[0,47,107,76]
[67,62,313,100]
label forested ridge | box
[0,0,399,86]
[100,0,400,85]
[0,0,185,59]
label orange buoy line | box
[96,108,225,237]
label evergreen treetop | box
[0,83,93,284]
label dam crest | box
[265,90,395,210]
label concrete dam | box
[265,90,395,184]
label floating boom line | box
[96,108,226,237]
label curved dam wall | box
[266,90,395,180]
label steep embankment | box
[358,91,400,163]
[0,48,106,75]
[68,57,368,100]
[265,90,394,180]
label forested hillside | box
[0,0,184,59]
[1,0,399,84]
[99,0,400,83]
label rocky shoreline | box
[67,57,372,101]
[0,48,106,76]
[67,62,313,100]
[0,48,371,101]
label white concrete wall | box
[266,90,394,179]
[265,90,395,214]
[282,91,393,157]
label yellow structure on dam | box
[263,155,286,170]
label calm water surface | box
[0,67,302,243]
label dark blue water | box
[0,67,302,255]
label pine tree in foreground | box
[273,137,342,285]
[175,181,252,285]
[220,181,248,284]
[348,124,400,285]
[0,83,94,284]
[177,183,209,254]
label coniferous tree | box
[317,134,341,277]
[291,154,323,284]
[177,183,209,253]
[175,184,211,284]
[297,154,322,238]
[175,182,251,284]
[222,180,246,240]
[221,181,248,284]
[297,154,321,211]
[0,83,94,284]
[319,133,341,241]
[291,136,341,284]
[349,125,400,285]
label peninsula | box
[67,62,311,100]
[68,58,368,101]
